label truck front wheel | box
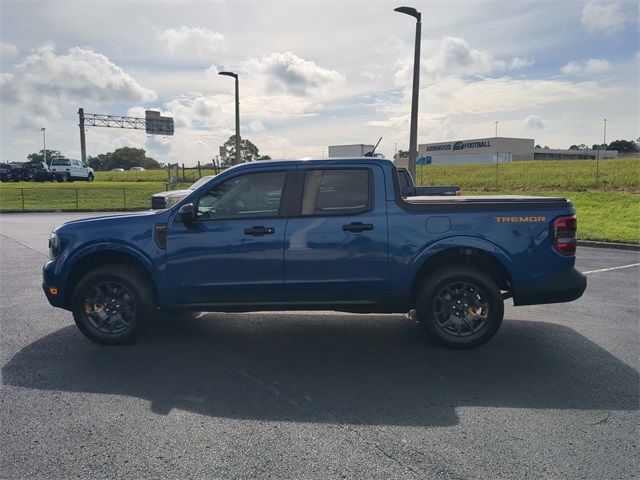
[71,265,155,345]
[416,267,504,349]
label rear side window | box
[301,169,371,216]
[51,159,70,166]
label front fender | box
[62,240,163,295]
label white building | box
[417,137,617,164]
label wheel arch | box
[409,242,513,306]
[65,249,158,308]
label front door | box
[283,165,389,304]
[165,169,291,306]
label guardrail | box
[0,187,161,212]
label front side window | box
[301,169,371,216]
[196,171,286,220]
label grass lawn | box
[95,169,219,183]
[417,158,640,191]
[0,181,188,211]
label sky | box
[0,0,638,165]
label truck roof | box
[228,157,394,171]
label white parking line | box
[583,263,640,275]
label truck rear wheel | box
[71,265,155,345]
[416,267,504,349]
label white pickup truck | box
[50,158,94,182]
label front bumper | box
[513,267,587,306]
[42,261,69,310]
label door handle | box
[244,226,275,236]
[342,222,374,233]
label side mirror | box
[178,203,195,225]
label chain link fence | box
[0,187,162,212]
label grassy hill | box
[416,158,639,191]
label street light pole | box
[394,6,422,179]
[596,118,606,188]
[218,71,241,165]
[494,121,499,187]
[41,127,47,167]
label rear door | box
[283,164,389,304]
[72,160,86,179]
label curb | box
[578,240,640,252]
[0,209,147,214]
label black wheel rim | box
[83,281,136,334]
[433,281,489,337]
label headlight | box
[48,232,61,259]
[165,194,187,208]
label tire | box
[415,266,504,349]
[71,265,155,345]
[87,173,94,182]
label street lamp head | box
[41,127,46,132]
[394,6,421,21]
[218,71,238,79]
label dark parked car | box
[0,163,21,182]
[19,162,55,182]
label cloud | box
[0,74,19,104]
[248,120,266,133]
[509,57,535,69]
[244,51,345,96]
[395,36,505,85]
[0,42,18,59]
[159,26,225,61]
[145,135,173,156]
[581,2,626,34]
[17,45,157,102]
[561,58,611,75]
[523,115,545,129]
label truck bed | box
[406,195,568,204]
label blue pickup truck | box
[43,158,586,348]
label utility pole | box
[218,71,241,164]
[596,118,606,188]
[41,128,47,167]
[78,108,87,165]
[395,6,422,179]
[494,121,499,187]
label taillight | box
[553,215,577,256]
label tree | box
[607,139,639,153]
[87,147,161,171]
[569,145,579,150]
[27,149,65,166]
[397,149,409,157]
[258,155,271,160]
[221,135,263,165]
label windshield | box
[189,175,214,190]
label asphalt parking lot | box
[1,212,638,480]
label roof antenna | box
[364,137,383,157]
